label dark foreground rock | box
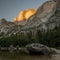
[26,43,58,56]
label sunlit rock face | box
[13,0,60,31]
[14,9,36,22]
[0,0,60,36]
[21,0,57,30]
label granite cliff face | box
[21,0,60,31]
[0,18,19,36]
[0,0,60,36]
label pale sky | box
[0,0,47,21]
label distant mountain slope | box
[0,18,19,36]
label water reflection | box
[0,52,59,60]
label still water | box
[0,52,60,60]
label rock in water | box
[26,43,59,58]
[26,43,51,55]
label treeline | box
[0,25,60,48]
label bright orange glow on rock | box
[14,9,36,22]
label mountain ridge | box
[21,0,60,31]
[0,0,60,36]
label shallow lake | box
[0,52,60,60]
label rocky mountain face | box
[0,0,60,36]
[0,18,19,36]
[14,19,27,26]
[21,0,60,31]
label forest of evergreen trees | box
[0,25,60,49]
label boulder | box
[26,43,50,55]
[26,43,58,56]
[50,48,60,54]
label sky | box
[0,0,47,21]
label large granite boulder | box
[26,43,57,56]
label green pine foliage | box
[0,25,60,48]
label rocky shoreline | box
[0,43,59,56]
